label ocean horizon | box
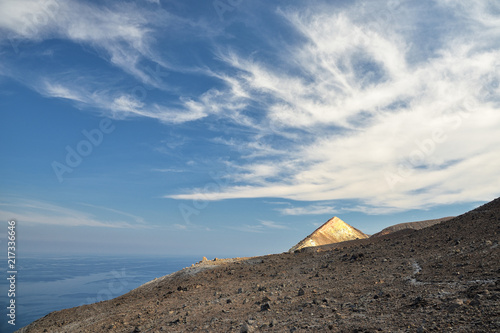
[0,254,202,333]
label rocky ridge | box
[370,217,455,238]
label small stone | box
[411,296,427,307]
[260,302,271,311]
[298,288,305,296]
[237,288,243,294]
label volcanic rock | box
[289,216,368,252]
[371,216,455,238]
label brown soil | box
[17,198,500,333]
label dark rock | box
[411,296,428,308]
[169,319,180,325]
[470,298,481,306]
[260,302,271,312]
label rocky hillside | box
[289,217,368,252]
[370,216,455,238]
[17,198,500,332]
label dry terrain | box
[18,198,500,332]
[370,217,455,238]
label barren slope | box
[17,198,500,333]
[371,216,455,238]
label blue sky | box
[0,0,499,257]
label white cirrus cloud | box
[0,197,150,228]
[278,203,337,216]
[0,0,156,81]
[229,220,289,233]
[166,0,500,213]
[1,0,499,215]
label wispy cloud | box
[0,198,150,228]
[171,221,211,232]
[77,203,147,224]
[43,82,87,102]
[229,220,289,233]
[152,168,186,173]
[278,203,337,216]
[0,0,225,123]
[1,0,499,215]
[166,0,500,213]
[0,0,154,81]
[36,80,218,123]
[259,220,289,230]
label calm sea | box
[0,255,200,333]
